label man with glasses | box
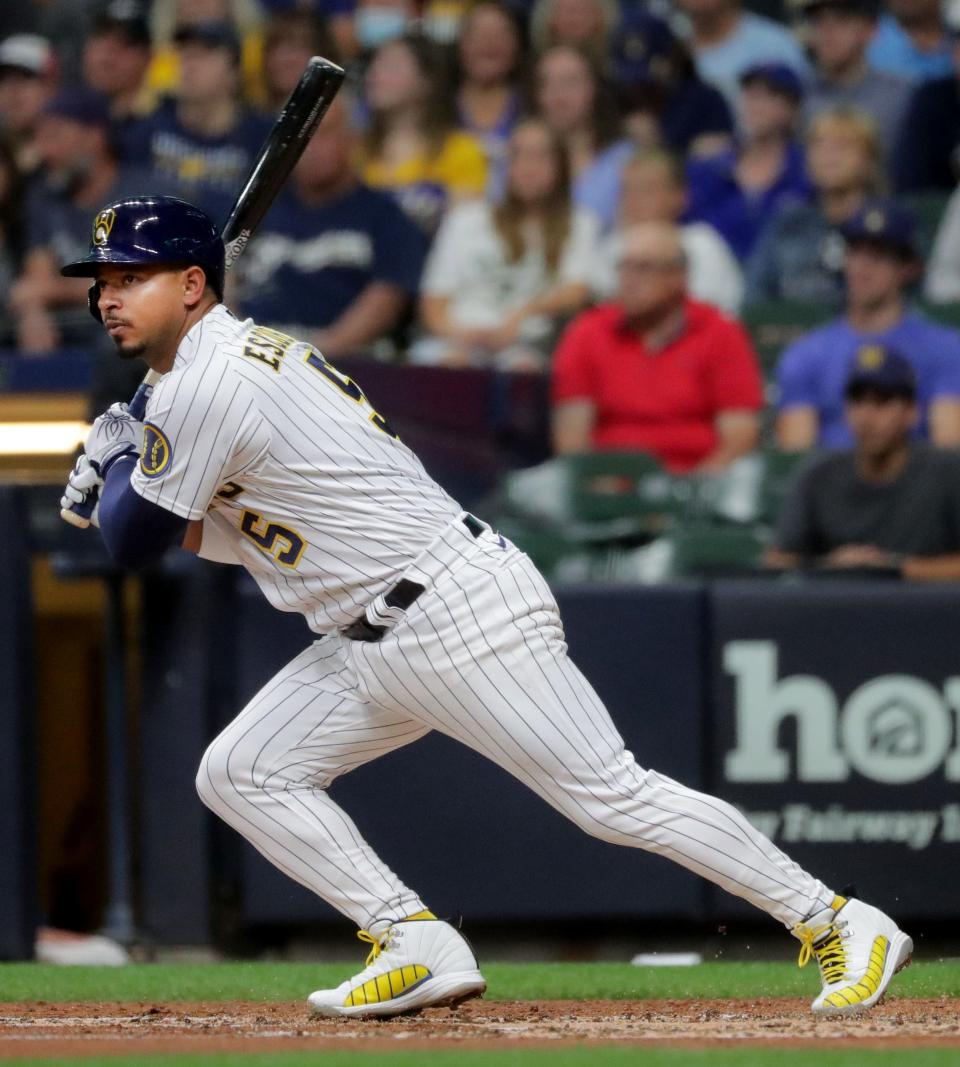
[551,221,763,473]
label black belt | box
[342,514,486,642]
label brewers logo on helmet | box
[61,195,226,321]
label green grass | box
[0,959,957,1003]
[9,1053,960,1067]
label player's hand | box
[60,453,104,528]
[85,401,143,477]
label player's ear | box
[181,265,208,309]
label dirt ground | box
[0,998,958,1058]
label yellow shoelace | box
[795,923,848,984]
[357,929,386,968]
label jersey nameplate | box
[241,324,297,372]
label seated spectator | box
[146,0,266,108]
[10,87,157,355]
[0,34,58,174]
[528,0,619,68]
[81,0,154,124]
[414,118,597,370]
[866,0,953,84]
[685,62,811,262]
[924,181,960,302]
[612,11,733,160]
[455,1,525,201]
[261,9,338,113]
[360,33,487,233]
[117,21,273,220]
[0,133,24,344]
[776,199,960,449]
[892,20,960,193]
[767,348,960,580]
[551,221,763,473]
[676,0,810,112]
[800,0,910,167]
[747,107,881,306]
[238,95,426,358]
[533,44,632,231]
[596,149,744,314]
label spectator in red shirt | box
[551,221,764,473]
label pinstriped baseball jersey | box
[130,305,460,632]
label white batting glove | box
[85,401,143,477]
[60,452,104,528]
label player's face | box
[94,264,196,361]
[846,393,916,457]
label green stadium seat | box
[740,300,833,376]
[664,522,767,578]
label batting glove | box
[85,401,143,477]
[61,452,104,528]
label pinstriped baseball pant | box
[196,518,834,933]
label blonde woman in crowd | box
[361,32,487,232]
[414,117,598,370]
[746,106,883,305]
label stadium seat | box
[663,522,767,578]
[740,301,833,376]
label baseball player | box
[62,195,911,1018]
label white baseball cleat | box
[794,896,913,1013]
[308,912,487,1018]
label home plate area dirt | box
[0,998,958,1057]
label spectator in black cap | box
[0,34,58,174]
[10,85,160,355]
[116,20,272,219]
[82,1,155,123]
[685,62,812,261]
[612,10,734,161]
[767,346,960,580]
[775,198,960,450]
[892,15,960,193]
[800,0,911,167]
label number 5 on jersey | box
[240,509,306,568]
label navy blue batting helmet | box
[61,195,225,320]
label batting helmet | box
[61,195,225,321]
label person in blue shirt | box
[676,0,811,112]
[685,62,812,261]
[866,0,953,83]
[116,21,273,221]
[236,95,426,358]
[776,199,960,449]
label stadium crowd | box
[3,0,960,575]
